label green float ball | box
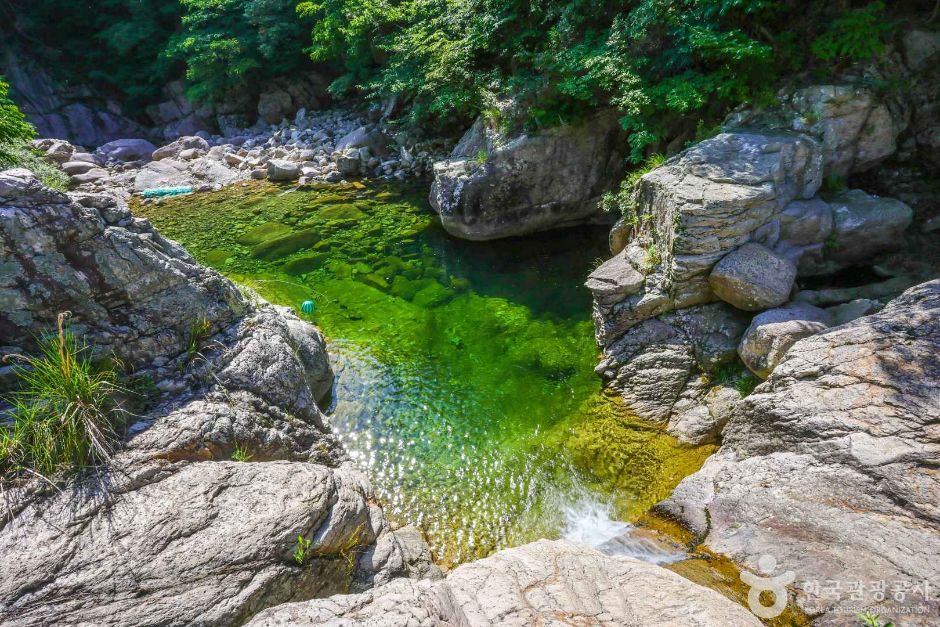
[300,300,315,314]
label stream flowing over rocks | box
[0,170,759,626]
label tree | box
[168,0,312,103]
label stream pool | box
[137,180,714,566]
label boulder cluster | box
[586,30,940,445]
[31,109,447,200]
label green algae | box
[135,179,716,568]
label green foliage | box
[0,77,34,152]
[0,141,70,191]
[820,174,847,195]
[180,316,212,371]
[707,361,758,396]
[811,2,895,63]
[857,612,893,627]
[13,1,182,111]
[168,0,312,103]
[1,314,125,479]
[231,443,253,462]
[0,78,65,187]
[601,153,665,222]
[293,535,312,565]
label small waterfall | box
[561,494,686,565]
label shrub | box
[1,314,126,479]
[811,2,895,63]
[0,77,34,153]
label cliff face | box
[0,169,436,626]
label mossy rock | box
[390,275,420,301]
[251,229,322,260]
[412,281,453,308]
[202,248,234,266]
[236,221,292,246]
[359,272,390,291]
[282,252,329,275]
[314,203,366,222]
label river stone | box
[152,135,210,161]
[96,137,157,163]
[69,167,109,185]
[777,197,832,245]
[429,110,624,240]
[335,149,361,176]
[61,160,96,175]
[709,243,796,311]
[667,383,742,446]
[266,159,301,181]
[737,302,832,378]
[133,158,193,192]
[660,280,940,624]
[585,249,645,306]
[334,126,388,154]
[43,139,75,164]
[595,302,748,426]
[246,539,762,627]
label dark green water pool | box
[138,180,712,566]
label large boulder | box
[588,131,821,346]
[726,84,905,177]
[593,302,749,435]
[246,539,761,627]
[799,189,913,275]
[708,243,796,311]
[659,280,940,624]
[267,159,301,182]
[429,111,625,240]
[96,138,157,163]
[258,89,293,125]
[334,126,389,155]
[737,302,832,378]
[133,158,194,192]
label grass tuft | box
[1,313,125,479]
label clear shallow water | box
[138,180,713,566]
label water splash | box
[560,492,685,565]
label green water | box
[138,180,712,566]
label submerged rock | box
[246,539,761,627]
[660,280,940,624]
[429,111,624,240]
